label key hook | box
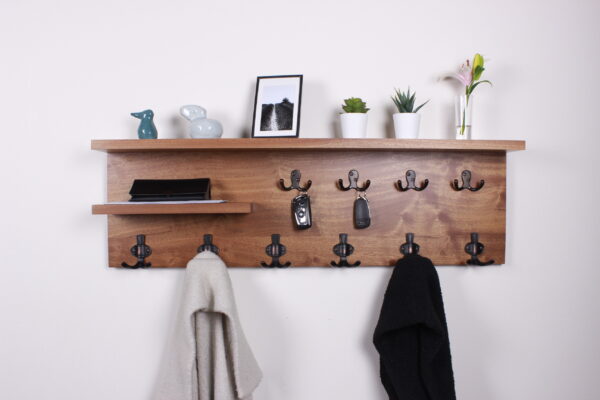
[400,233,420,256]
[331,233,361,267]
[280,169,312,192]
[397,170,429,191]
[453,170,485,191]
[338,169,371,192]
[121,234,152,269]
[197,234,219,254]
[261,234,291,268]
[465,232,495,266]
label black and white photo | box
[252,75,302,138]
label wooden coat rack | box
[92,138,525,267]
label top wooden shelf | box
[91,138,526,153]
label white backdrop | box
[1,0,599,399]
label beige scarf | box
[153,251,262,400]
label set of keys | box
[281,169,371,231]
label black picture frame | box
[251,75,303,138]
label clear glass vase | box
[455,95,473,140]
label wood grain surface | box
[92,202,252,215]
[92,138,526,152]
[101,149,506,267]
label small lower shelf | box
[92,202,253,215]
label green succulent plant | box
[342,97,369,113]
[391,88,429,113]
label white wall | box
[1,0,599,399]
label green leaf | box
[472,65,485,81]
[408,92,416,112]
[413,99,429,113]
[343,97,368,113]
[392,87,427,113]
[469,80,492,96]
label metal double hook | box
[452,170,485,191]
[338,169,371,192]
[261,234,291,268]
[331,233,361,267]
[121,234,152,269]
[400,233,420,256]
[280,169,312,192]
[397,170,429,191]
[197,234,219,254]
[465,232,494,266]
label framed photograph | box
[252,75,303,138]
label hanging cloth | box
[373,254,456,400]
[153,251,262,400]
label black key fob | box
[292,193,312,230]
[354,196,371,229]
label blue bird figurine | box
[131,109,157,139]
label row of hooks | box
[280,169,485,192]
[121,232,494,269]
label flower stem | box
[460,92,470,136]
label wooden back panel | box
[106,150,506,267]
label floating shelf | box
[92,137,526,267]
[91,138,526,153]
[92,202,252,215]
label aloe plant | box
[391,88,429,113]
[342,97,369,113]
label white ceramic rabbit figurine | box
[180,105,223,138]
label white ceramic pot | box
[340,113,368,138]
[393,113,421,139]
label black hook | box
[261,234,291,268]
[331,233,361,267]
[400,233,420,256]
[280,169,312,192]
[338,169,371,192]
[121,234,152,269]
[397,170,429,191]
[452,170,485,191]
[465,232,494,266]
[197,234,219,254]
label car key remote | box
[292,193,312,230]
[354,195,371,229]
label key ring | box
[357,190,368,200]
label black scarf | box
[373,254,456,400]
